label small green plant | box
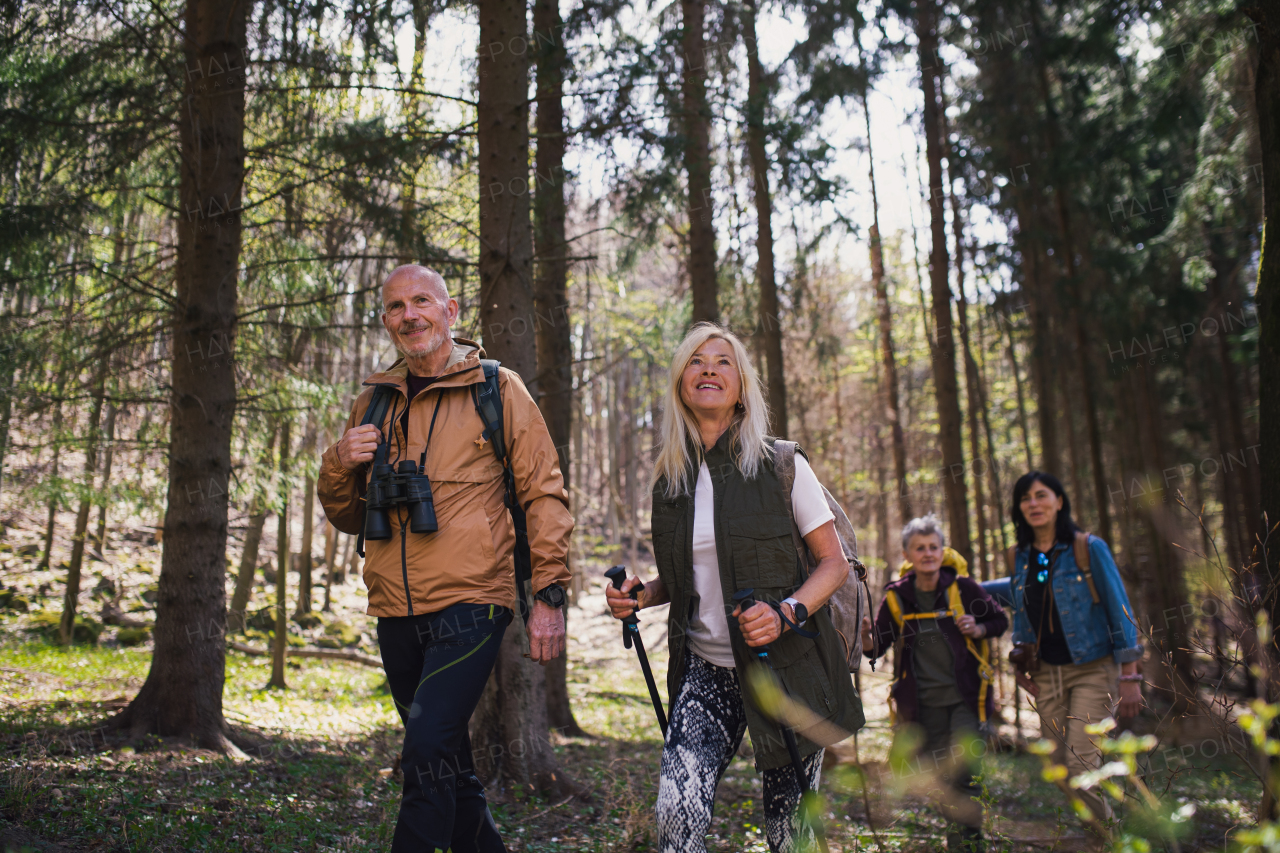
[116,626,151,646]
[26,611,103,644]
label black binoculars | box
[364,460,438,540]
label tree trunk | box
[399,0,431,261]
[322,518,337,612]
[93,400,117,552]
[1027,0,1113,546]
[1249,1,1280,582]
[938,88,989,576]
[60,365,108,644]
[1208,235,1262,555]
[478,0,536,381]
[861,73,911,527]
[744,0,785,434]
[38,396,65,570]
[109,0,246,752]
[230,510,268,632]
[682,0,717,324]
[270,420,291,690]
[345,532,361,582]
[1129,369,1196,709]
[1242,1,1280,817]
[296,466,316,615]
[532,0,583,736]
[229,425,277,633]
[1060,363,1087,519]
[0,289,19,492]
[955,248,989,578]
[1003,318,1034,471]
[916,0,971,561]
[474,0,564,793]
[976,312,1009,555]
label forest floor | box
[0,523,1264,852]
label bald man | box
[319,265,573,852]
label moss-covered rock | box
[116,626,151,646]
[27,611,103,645]
[321,620,362,648]
[292,612,322,630]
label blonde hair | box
[652,322,773,498]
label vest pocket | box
[776,640,839,730]
[651,511,681,589]
[728,516,797,588]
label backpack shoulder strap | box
[771,439,810,577]
[949,578,995,725]
[354,385,397,558]
[946,581,966,618]
[885,589,904,630]
[470,360,533,624]
[471,360,507,466]
[360,384,397,430]
[1074,531,1101,604]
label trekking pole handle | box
[733,588,771,659]
[605,565,640,634]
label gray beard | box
[397,325,451,362]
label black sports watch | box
[534,584,566,608]
[782,597,808,627]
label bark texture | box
[1243,1,1280,816]
[60,365,107,643]
[270,421,291,690]
[109,0,246,751]
[860,69,911,527]
[917,0,971,562]
[478,0,536,381]
[473,0,564,794]
[533,0,583,737]
[743,0,786,436]
[682,0,717,324]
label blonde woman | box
[606,323,863,852]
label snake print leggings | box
[655,652,823,853]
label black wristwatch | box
[783,597,808,627]
[534,584,566,608]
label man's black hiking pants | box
[378,602,511,853]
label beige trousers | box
[1030,656,1119,824]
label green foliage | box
[25,612,102,645]
[115,626,150,647]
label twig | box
[513,793,575,824]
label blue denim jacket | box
[982,536,1142,665]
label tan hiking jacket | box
[318,339,573,618]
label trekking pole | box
[734,588,830,852]
[605,565,668,737]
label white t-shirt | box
[686,455,836,668]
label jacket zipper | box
[400,511,412,616]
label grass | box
[0,582,1266,852]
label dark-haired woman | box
[984,472,1143,829]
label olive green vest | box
[651,434,864,771]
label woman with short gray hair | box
[862,514,1007,852]
[901,514,946,551]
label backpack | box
[772,440,872,672]
[355,360,534,624]
[883,579,996,726]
